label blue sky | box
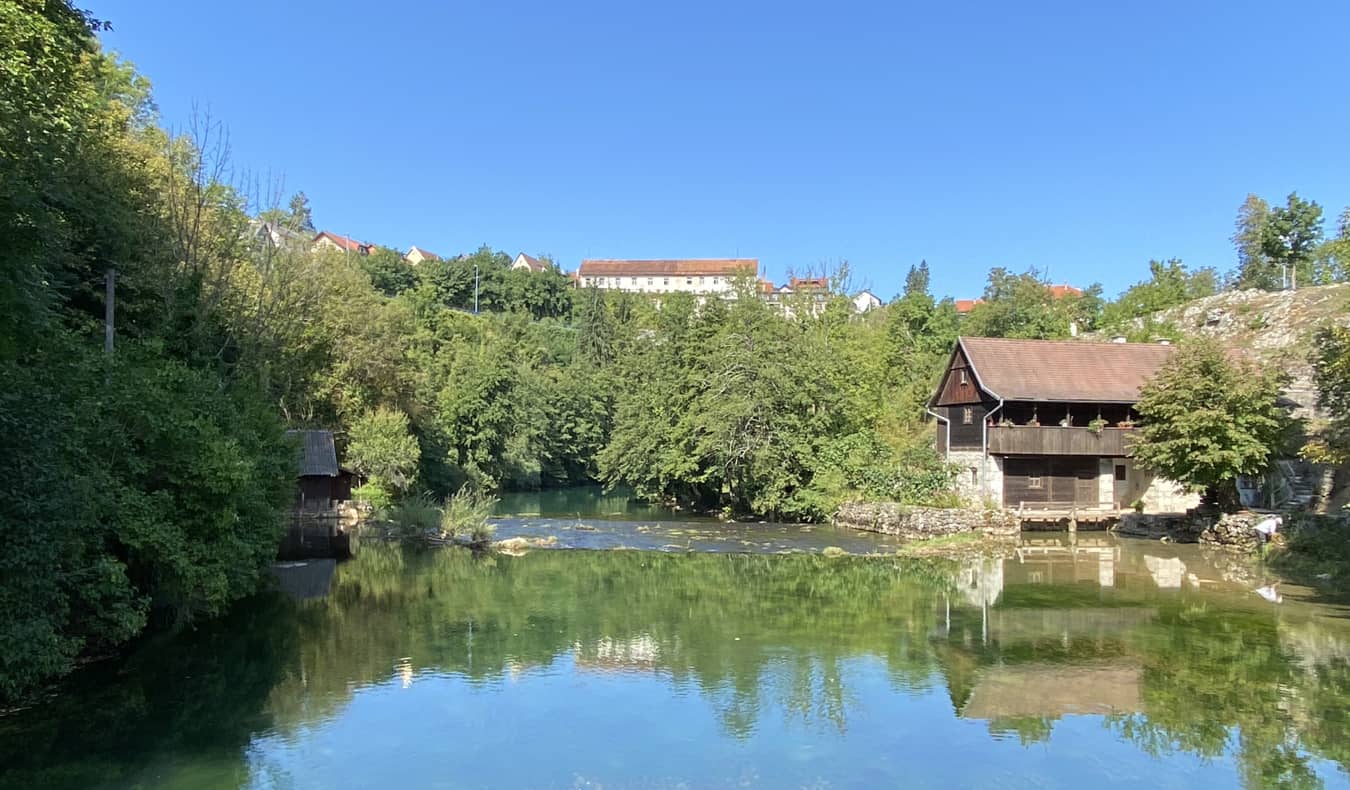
[97,0,1350,301]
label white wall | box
[578,272,738,295]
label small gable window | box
[959,369,969,385]
[962,407,973,425]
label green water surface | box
[3,508,1350,789]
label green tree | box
[1100,259,1218,331]
[361,246,418,296]
[1304,324,1350,464]
[1234,192,1325,289]
[964,268,1100,339]
[903,260,931,298]
[347,407,421,494]
[1131,338,1289,509]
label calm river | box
[3,489,1350,789]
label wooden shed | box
[288,429,359,512]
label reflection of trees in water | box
[289,545,958,739]
[0,595,303,790]
[5,544,1350,787]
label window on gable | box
[959,369,968,385]
[962,407,973,425]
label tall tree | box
[1132,338,1288,510]
[1234,192,1324,289]
[903,260,931,298]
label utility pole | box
[104,268,116,354]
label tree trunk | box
[1203,481,1242,514]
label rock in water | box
[1199,512,1264,553]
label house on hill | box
[852,290,882,313]
[578,259,758,295]
[312,231,372,256]
[511,253,550,273]
[405,246,441,265]
[929,337,1197,514]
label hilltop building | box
[852,290,883,313]
[929,337,1197,514]
[405,246,442,265]
[312,231,371,256]
[511,253,551,273]
[577,259,758,295]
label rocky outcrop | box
[834,503,1020,539]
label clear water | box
[4,496,1350,789]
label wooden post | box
[104,268,116,355]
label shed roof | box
[956,336,1176,403]
[578,259,758,277]
[287,429,340,477]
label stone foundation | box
[834,502,1020,539]
[1116,512,1208,543]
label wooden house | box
[929,337,1198,514]
[288,429,358,512]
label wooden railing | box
[987,425,1135,457]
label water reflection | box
[3,536,1349,789]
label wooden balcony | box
[987,425,1135,457]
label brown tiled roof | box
[578,259,758,277]
[958,336,1175,403]
[1048,284,1083,298]
[954,298,983,313]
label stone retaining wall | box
[834,502,1020,539]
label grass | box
[442,486,498,547]
[381,486,499,548]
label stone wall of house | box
[834,502,1021,539]
[948,451,1003,506]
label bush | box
[353,481,392,511]
[385,494,443,543]
[442,486,498,545]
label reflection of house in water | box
[956,557,1004,608]
[962,663,1142,720]
[572,634,663,673]
[1009,536,1120,588]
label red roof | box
[1048,284,1083,299]
[955,298,984,313]
[313,231,369,253]
[579,259,758,277]
[789,276,828,291]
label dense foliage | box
[1131,338,1289,508]
[0,1,292,701]
[7,0,1347,703]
